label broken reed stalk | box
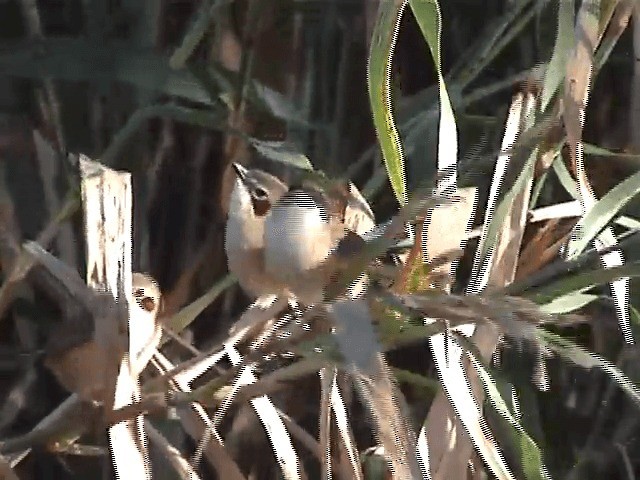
[79,155,151,480]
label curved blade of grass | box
[563,0,632,345]
[447,0,532,84]
[617,215,640,230]
[0,38,305,126]
[529,169,551,210]
[538,291,599,314]
[412,5,508,477]
[525,261,640,304]
[367,0,407,205]
[584,142,640,159]
[427,336,515,480]
[537,329,640,408]
[0,39,216,104]
[540,0,575,112]
[163,274,236,342]
[566,169,640,259]
[551,155,580,199]
[249,139,313,170]
[224,346,302,480]
[461,339,550,480]
[410,0,457,194]
[169,0,233,70]
[413,18,515,474]
[630,305,640,339]
[594,1,636,72]
[392,367,440,397]
[468,96,531,293]
[327,370,364,480]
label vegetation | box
[1,0,640,479]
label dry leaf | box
[426,186,478,288]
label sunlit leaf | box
[541,0,574,112]
[367,0,407,205]
[525,261,640,304]
[539,291,599,314]
[249,139,313,170]
[464,343,550,480]
[566,170,640,259]
[410,0,458,195]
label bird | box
[225,162,376,305]
[263,175,374,305]
[37,266,163,403]
[132,272,162,318]
[225,162,290,300]
[130,272,163,375]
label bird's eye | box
[141,297,156,312]
[252,187,268,200]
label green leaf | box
[525,261,640,304]
[466,350,550,480]
[410,0,458,194]
[584,142,640,159]
[539,291,599,314]
[0,38,306,126]
[566,169,640,259]
[474,147,537,287]
[541,0,575,112]
[0,38,217,105]
[169,0,233,70]
[101,103,229,166]
[249,139,313,170]
[391,367,440,397]
[447,0,532,90]
[252,83,312,127]
[529,169,550,209]
[629,305,640,340]
[537,329,640,408]
[551,154,580,199]
[367,0,407,205]
[162,274,236,341]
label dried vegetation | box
[1,1,640,479]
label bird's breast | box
[264,192,338,281]
[225,210,265,251]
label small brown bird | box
[132,272,162,318]
[44,272,163,402]
[225,162,375,305]
[225,163,290,299]
[129,272,163,376]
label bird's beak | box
[231,163,248,183]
